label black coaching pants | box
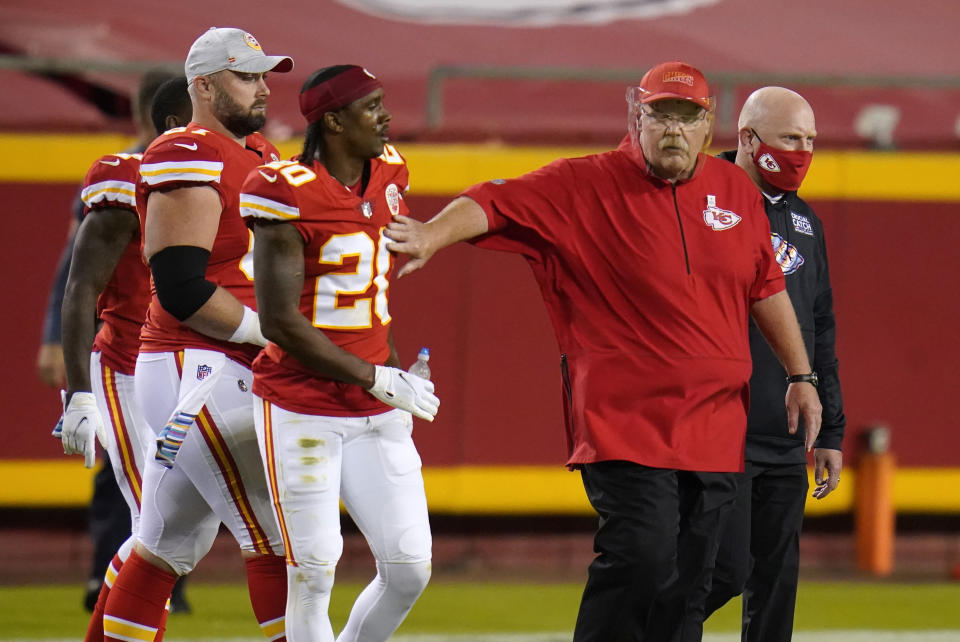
[573,461,738,642]
[687,461,808,642]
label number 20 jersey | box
[239,145,410,416]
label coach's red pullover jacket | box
[464,136,784,473]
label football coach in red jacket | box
[385,61,822,641]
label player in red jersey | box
[57,77,192,642]
[239,65,438,642]
[102,28,294,642]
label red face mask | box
[751,131,812,191]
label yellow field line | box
[4,460,960,514]
[2,134,959,201]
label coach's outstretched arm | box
[385,196,489,277]
[751,290,823,451]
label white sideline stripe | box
[21,634,960,642]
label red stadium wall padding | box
[812,199,960,467]
[4,183,78,458]
[3,186,957,468]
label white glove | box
[367,366,439,422]
[61,392,107,469]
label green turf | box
[705,583,960,632]
[794,582,960,630]
[2,580,960,639]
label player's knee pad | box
[289,530,344,570]
[139,523,218,576]
[289,563,337,599]
[380,560,431,605]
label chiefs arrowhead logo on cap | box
[757,153,781,172]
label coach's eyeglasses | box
[640,107,708,131]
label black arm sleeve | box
[149,245,217,322]
[44,192,90,343]
[42,231,75,343]
[812,231,846,451]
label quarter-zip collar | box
[616,135,697,274]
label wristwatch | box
[786,372,819,388]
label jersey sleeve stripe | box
[140,160,223,185]
[81,180,137,208]
[239,193,300,220]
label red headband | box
[299,66,383,124]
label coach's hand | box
[785,382,822,452]
[384,215,436,277]
[812,447,843,500]
[61,392,107,468]
[368,365,439,422]
[385,198,491,278]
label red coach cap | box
[638,61,711,110]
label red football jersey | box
[464,136,785,473]
[239,144,409,416]
[137,124,281,367]
[79,152,150,375]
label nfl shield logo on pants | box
[196,364,213,381]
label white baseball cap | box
[185,27,293,84]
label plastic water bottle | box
[408,347,431,380]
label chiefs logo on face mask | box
[757,153,781,172]
[703,206,742,231]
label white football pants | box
[134,349,283,575]
[90,351,150,535]
[254,399,432,642]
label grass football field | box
[2,580,960,640]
